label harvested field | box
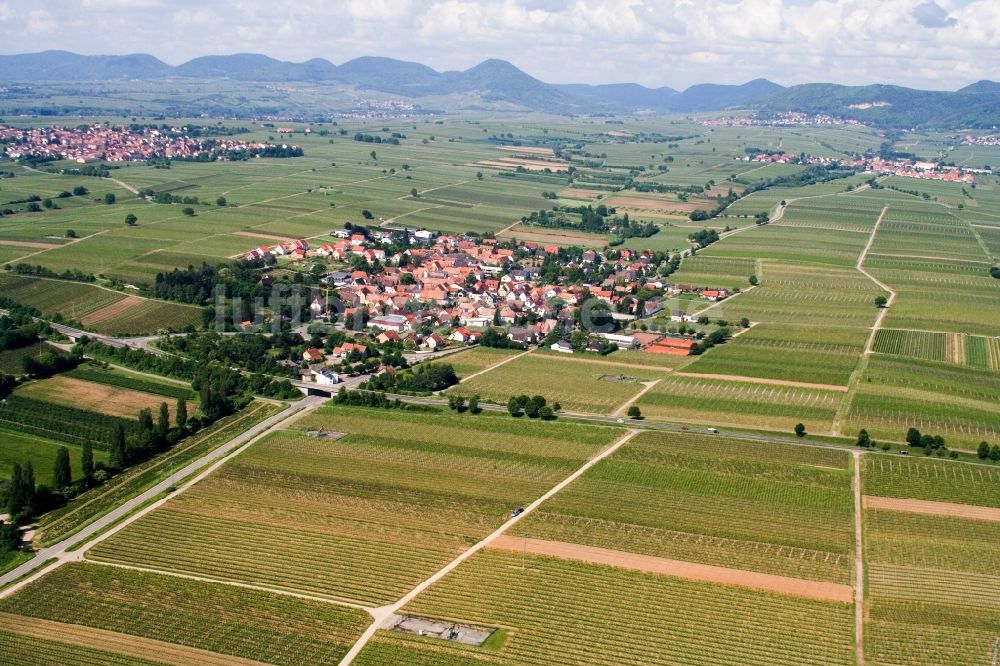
[16,376,182,419]
[674,371,848,392]
[863,495,1000,522]
[604,195,702,213]
[487,536,853,603]
[79,295,144,326]
[497,223,607,247]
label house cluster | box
[744,151,981,183]
[703,112,865,128]
[0,124,295,163]
[961,134,1000,148]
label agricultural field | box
[0,341,67,374]
[447,352,667,414]
[15,375,188,420]
[0,273,200,334]
[512,430,855,583]
[357,550,855,666]
[64,363,195,401]
[0,563,371,666]
[668,254,756,289]
[685,323,867,386]
[0,427,107,482]
[85,406,621,606]
[844,355,1000,449]
[862,457,1000,666]
[442,346,524,378]
[636,372,841,432]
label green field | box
[86,406,622,606]
[356,550,855,666]
[0,427,107,482]
[448,353,666,414]
[0,563,371,666]
[512,430,854,583]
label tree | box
[81,440,94,479]
[216,196,227,207]
[794,423,806,438]
[539,405,555,420]
[370,150,377,160]
[856,429,872,448]
[507,396,521,417]
[978,441,991,459]
[991,445,1000,462]
[182,207,195,217]
[109,421,127,468]
[157,402,170,437]
[740,317,750,328]
[104,192,116,205]
[875,295,888,308]
[905,427,922,447]
[627,405,642,419]
[524,400,540,418]
[476,171,483,180]
[468,395,480,414]
[175,397,188,430]
[6,462,33,518]
[65,229,77,238]
[52,446,71,490]
[72,185,88,196]
[125,213,137,226]
[748,275,759,286]
[410,187,419,197]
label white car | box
[707,427,719,434]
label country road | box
[0,396,323,595]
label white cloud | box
[26,9,54,33]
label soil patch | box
[18,375,185,418]
[488,536,853,603]
[232,231,295,243]
[675,371,848,392]
[0,240,62,249]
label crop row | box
[0,629,164,666]
[864,509,1000,576]
[863,455,1000,507]
[0,563,370,666]
[391,550,855,666]
[0,394,133,448]
[871,329,950,363]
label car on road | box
[707,427,719,434]
[616,418,624,423]
[511,507,525,518]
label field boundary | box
[486,535,853,603]
[863,495,1000,522]
[853,450,865,666]
[674,371,847,392]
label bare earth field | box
[79,294,144,326]
[17,376,181,418]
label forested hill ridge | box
[1,50,999,127]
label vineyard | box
[66,364,195,401]
[861,443,1000,664]
[636,374,841,432]
[0,394,133,448]
[358,550,855,666]
[448,353,663,414]
[862,455,1000,507]
[0,628,166,666]
[0,563,371,666]
[35,400,282,546]
[87,406,620,606]
[441,346,522,379]
[511,430,854,584]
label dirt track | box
[488,536,853,603]
[0,239,62,249]
[864,495,1000,522]
[0,612,270,666]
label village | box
[0,124,299,162]
[743,150,988,183]
[243,228,733,386]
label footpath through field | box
[337,429,642,665]
[486,536,853,603]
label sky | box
[0,0,994,90]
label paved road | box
[0,397,321,595]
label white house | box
[311,366,341,386]
[550,340,573,353]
